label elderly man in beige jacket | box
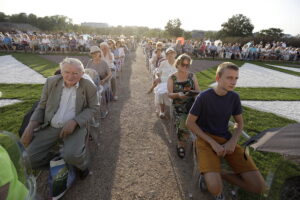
[21,57,99,179]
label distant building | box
[283,34,293,38]
[191,30,205,39]
[81,22,109,28]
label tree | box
[0,12,7,22]
[164,18,184,38]
[10,13,28,23]
[144,28,164,38]
[258,28,284,39]
[204,31,221,40]
[219,14,254,37]
[183,31,192,40]
[28,13,37,26]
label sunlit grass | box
[0,53,299,199]
[0,84,43,134]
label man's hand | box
[210,141,226,157]
[178,92,188,99]
[60,120,78,138]
[223,138,237,155]
[21,121,39,147]
[21,127,34,147]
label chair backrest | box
[84,68,100,85]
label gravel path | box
[0,55,46,84]
[12,52,299,199]
[37,48,212,199]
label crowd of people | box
[4,33,295,199]
[1,30,299,62]
[142,41,266,200]
[141,38,300,62]
[0,36,132,199]
[0,31,137,54]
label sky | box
[0,0,300,35]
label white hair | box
[99,42,109,48]
[60,57,84,72]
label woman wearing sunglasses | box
[167,54,200,158]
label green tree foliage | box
[0,13,73,31]
[258,28,284,39]
[219,14,254,37]
[204,31,221,40]
[27,14,38,26]
[0,12,7,21]
[0,12,163,38]
[10,13,28,23]
[183,31,192,40]
[164,18,184,37]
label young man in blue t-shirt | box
[186,62,265,200]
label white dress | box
[154,60,176,106]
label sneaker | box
[100,111,108,119]
[214,193,225,200]
[159,112,165,119]
[199,175,207,192]
[78,168,90,180]
[90,121,100,127]
[90,117,100,127]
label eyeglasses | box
[181,63,190,68]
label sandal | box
[199,174,207,192]
[177,146,185,158]
[159,112,165,119]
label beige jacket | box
[31,75,100,128]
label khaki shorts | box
[196,133,258,174]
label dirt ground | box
[38,48,218,200]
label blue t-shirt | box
[3,37,12,45]
[189,88,242,139]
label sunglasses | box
[181,63,190,68]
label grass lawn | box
[0,52,59,134]
[195,61,300,199]
[0,54,299,199]
[0,53,57,134]
[235,88,300,101]
[0,84,43,134]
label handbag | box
[48,156,76,200]
[185,97,195,113]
